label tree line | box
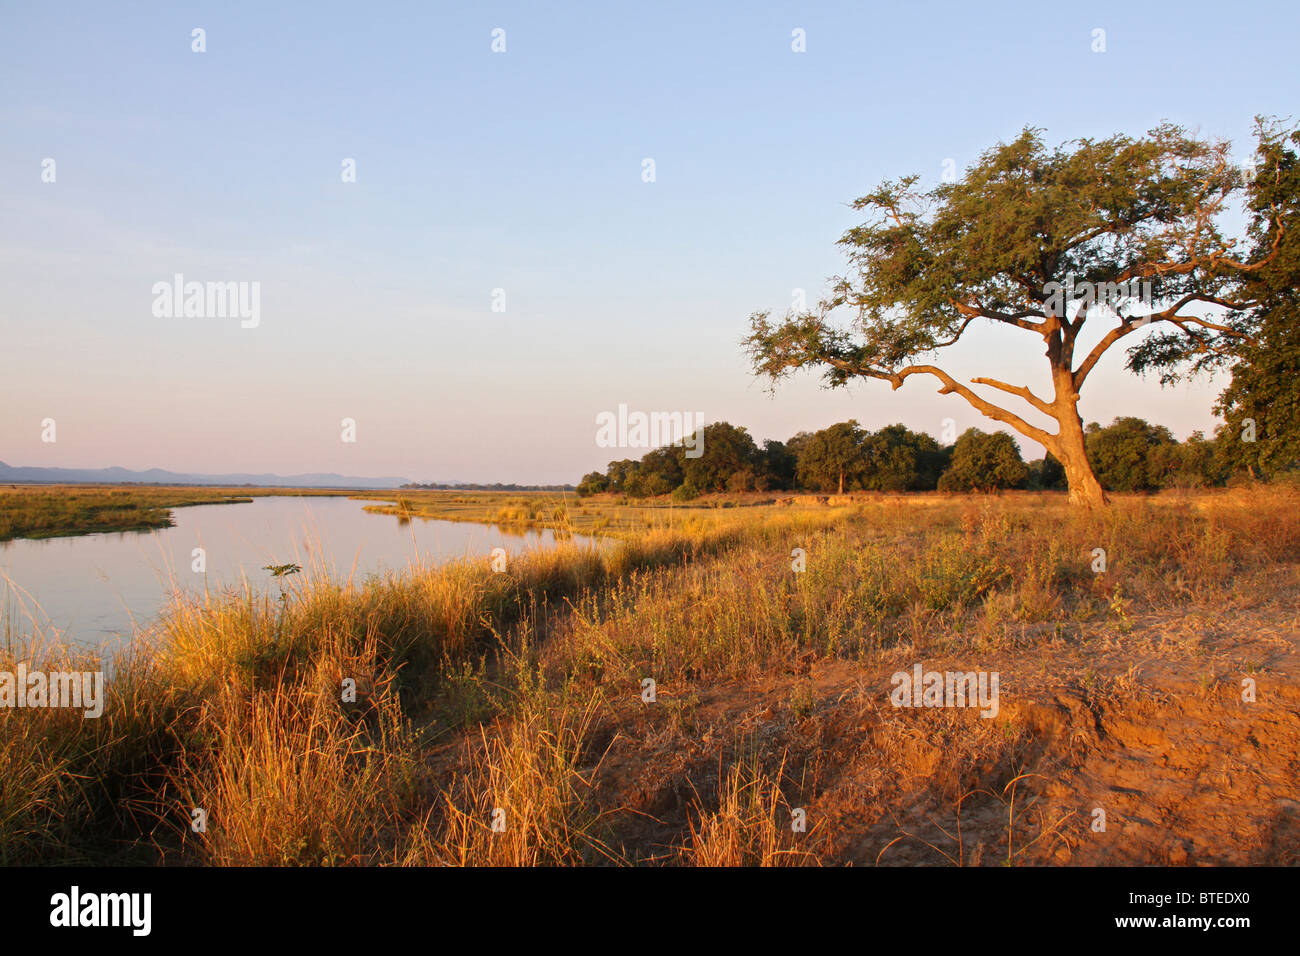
[401,482,577,492]
[577,415,1288,499]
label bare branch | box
[861,364,1059,452]
[1112,213,1285,284]
[929,315,977,348]
[1071,292,1258,388]
[949,298,1047,333]
[969,377,1055,416]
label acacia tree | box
[746,123,1287,507]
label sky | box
[1,1,1296,484]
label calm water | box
[0,496,582,650]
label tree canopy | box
[1128,120,1300,480]
[1084,417,1178,492]
[937,428,1028,493]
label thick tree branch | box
[969,377,1055,416]
[1071,292,1257,388]
[860,363,1058,452]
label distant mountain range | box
[0,460,411,490]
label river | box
[0,495,579,650]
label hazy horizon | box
[4,1,1296,484]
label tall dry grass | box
[3,487,1297,864]
[409,701,618,866]
[683,751,820,866]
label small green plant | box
[788,682,816,720]
[1108,584,1132,634]
[264,563,302,600]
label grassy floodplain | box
[3,485,1299,866]
[0,485,353,542]
[356,488,869,537]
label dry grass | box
[684,751,820,866]
[2,486,1297,865]
[412,702,618,866]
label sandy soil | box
[551,583,1300,865]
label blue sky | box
[2,1,1295,482]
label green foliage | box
[1158,431,1225,489]
[937,429,1028,492]
[862,423,948,491]
[683,423,762,494]
[602,460,640,494]
[576,472,609,497]
[789,421,948,493]
[625,445,685,498]
[794,421,869,493]
[595,423,765,498]
[1213,314,1300,480]
[585,415,1234,498]
[759,439,797,491]
[1213,127,1300,480]
[671,484,700,502]
[1078,419,1227,491]
[1084,418,1177,492]
[1128,118,1300,482]
[1025,453,1066,491]
[750,124,1250,382]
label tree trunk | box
[1054,406,1108,508]
[838,470,844,495]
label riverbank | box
[354,486,1060,537]
[3,487,1298,865]
[355,488,761,536]
[0,485,352,542]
